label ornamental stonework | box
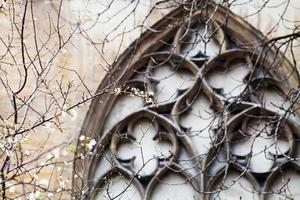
[73,2,300,200]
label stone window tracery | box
[73,3,300,200]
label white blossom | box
[87,139,96,150]
[14,134,23,143]
[39,161,46,166]
[5,149,13,156]
[62,149,68,156]
[70,109,78,121]
[25,150,30,156]
[52,148,60,159]
[59,180,65,188]
[80,153,85,159]
[1,2,7,9]
[113,87,122,95]
[46,153,53,160]
[39,179,49,187]
[45,122,55,133]
[28,192,36,200]
[148,91,154,96]
[28,191,42,200]
[61,111,67,118]
[79,135,85,141]
[35,191,42,199]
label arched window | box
[73,2,300,200]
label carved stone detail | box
[73,3,300,200]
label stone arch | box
[73,2,300,199]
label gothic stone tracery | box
[73,3,300,200]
